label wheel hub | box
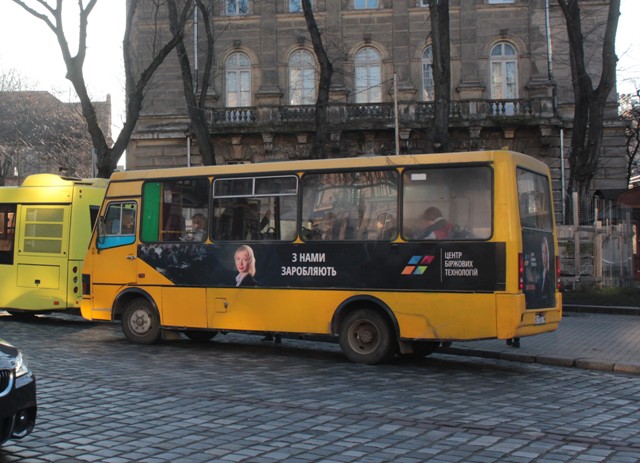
[130,309,150,334]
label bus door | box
[92,202,139,287]
[14,204,71,310]
[517,168,557,312]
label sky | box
[0,1,126,133]
[0,0,638,138]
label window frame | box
[225,52,252,107]
[212,175,299,242]
[289,0,312,12]
[354,0,379,9]
[300,169,399,242]
[489,42,518,100]
[354,47,382,104]
[422,45,434,102]
[288,49,318,105]
[226,0,249,16]
[0,204,16,265]
[401,165,494,241]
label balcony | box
[205,97,557,134]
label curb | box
[441,346,640,375]
[563,303,640,316]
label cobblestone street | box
[1,313,639,463]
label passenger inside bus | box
[415,207,454,239]
[182,213,207,241]
[121,210,136,235]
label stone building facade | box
[0,91,112,185]
[128,0,627,215]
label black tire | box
[122,298,161,344]
[339,309,396,364]
[410,341,440,357]
[183,330,218,342]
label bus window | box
[402,166,492,240]
[517,169,553,231]
[301,170,398,241]
[0,204,16,264]
[212,176,298,241]
[517,168,556,309]
[23,207,66,254]
[141,179,210,242]
[98,202,137,249]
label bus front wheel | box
[122,299,160,344]
[339,309,396,364]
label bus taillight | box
[518,253,524,291]
[556,256,561,290]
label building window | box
[289,0,312,12]
[354,47,382,103]
[289,50,317,105]
[422,46,434,102]
[226,53,252,107]
[418,0,428,6]
[226,0,248,16]
[490,42,518,100]
[354,0,378,9]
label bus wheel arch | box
[115,290,161,345]
[333,296,399,365]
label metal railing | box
[206,97,556,128]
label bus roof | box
[20,174,108,188]
[0,174,107,203]
[108,150,549,182]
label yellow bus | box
[0,174,106,315]
[81,150,561,364]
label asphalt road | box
[1,312,639,463]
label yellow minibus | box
[81,151,561,364]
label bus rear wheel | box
[339,309,395,365]
[122,298,160,344]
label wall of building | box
[128,0,628,204]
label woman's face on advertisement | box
[235,251,250,273]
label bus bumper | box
[496,292,562,339]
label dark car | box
[0,338,36,446]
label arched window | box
[289,50,317,105]
[422,46,434,102]
[354,47,382,103]
[225,53,251,107]
[490,42,518,100]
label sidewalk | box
[443,305,640,375]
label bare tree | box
[10,0,193,178]
[0,91,94,185]
[302,0,333,159]
[168,0,216,165]
[557,0,620,198]
[428,0,450,153]
[621,90,640,186]
[0,68,34,92]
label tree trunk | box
[557,0,620,203]
[302,0,333,159]
[168,0,215,166]
[428,0,451,153]
[11,0,193,178]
